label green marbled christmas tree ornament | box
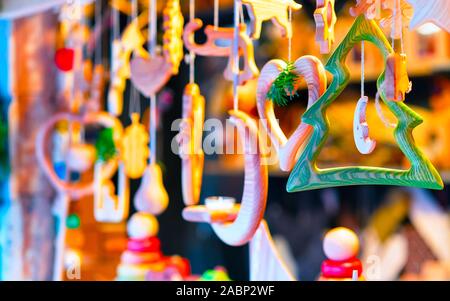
[287,16,443,192]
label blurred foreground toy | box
[319,227,364,281]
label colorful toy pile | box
[116,212,190,281]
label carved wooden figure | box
[183,19,259,85]
[129,54,173,97]
[286,16,443,192]
[353,96,377,154]
[177,83,205,206]
[121,113,149,179]
[182,110,268,246]
[134,163,169,215]
[406,0,450,33]
[163,0,184,75]
[384,53,411,102]
[94,162,130,223]
[35,112,124,199]
[314,0,337,54]
[241,0,302,39]
[256,56,327,171]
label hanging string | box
[288,7,292,62]
[131,0,138,22]
[112,0,120,41]
[232,0,240,111]
[148,0,157,165]
[360,41,365,98]
[189,0,195,83]
[214,0,219,29]
[129,0,141,120]
[391,0,404,53]
[94,0,102,65]
[149,0,157,55]
[129,85,141,116]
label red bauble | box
[55,48,75,71]
[127,236,161,252]
[321,257,363,278]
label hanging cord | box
[148,0,157,165]
[214,0,219,29]
[189,0,195,84]
[112,0,120,41]
[131,0,138,22]
[129,0,141,119]
[129,84,141,116]
[232,0,240,111]
[288,6,292,62]
[361,41,365,98]
[94,0,102,65]
[391,0,404,53]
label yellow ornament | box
[121,113,149,179]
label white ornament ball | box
[323,227,359,261]
[127,212,159,239]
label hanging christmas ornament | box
[36,112,123,199]
[256,56,327,171]
[241,0,302,39]
[177,84,205,206]
[162,0,184,75]
[130,55,172,97]
[94,162,130,223]
[122,113,149,179]
[286,16,443,192]
[314,0,337,54]
[353,41,377,155]
[182,110,268,246]
[183,19,259,84]
[385,53,411,102]
[134,164,169,215]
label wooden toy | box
[319,227,364,281]
[134,164,169,215]
[256,56,327,171]
[241,0,302,39]
[350,0,383,19]
[94,162,130,223]
[128,212,159,239]
[182,110,268,246]
[353,96,377,154]
[406,0,450,33]
[129,54,172,98]
[286,16,443,192]
[35,112,123,199]
[121,113,149,179]
[162,0,184,75]
[384,53,411,102]
[250,221,296,280]
[183,19,259,85]
[177,83,205,206]
[314,0,337,54]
